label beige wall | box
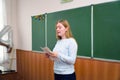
[15,0,115,50]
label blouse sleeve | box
[57,39,78,64]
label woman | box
[45,19,78,80]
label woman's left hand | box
[49,52,58,58]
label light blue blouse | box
[53,38,78,74]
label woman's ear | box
[65,27,69,32]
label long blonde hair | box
[56,19,73,40]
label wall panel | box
[16,49,120,80]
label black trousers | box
[54,72,76,80]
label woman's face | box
[56,22,67,39]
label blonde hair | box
[56,19,73,40]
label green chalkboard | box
[32,6,91,57]
[47,6,91,57]
[93,1,120,60]
[32,1,120,61]
[32,15,45,51]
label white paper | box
[40,47,52,54]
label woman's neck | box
[61,34,66,39]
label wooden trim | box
[16,49,120,80]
